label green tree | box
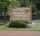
[0,0,10,15]
[9,0,21,8]
[17,0,30,7]
[32,0,40,16]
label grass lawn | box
[0,25,32,32]
[0,22,40,32]
[0,24,33,32]
[32,23,40,31]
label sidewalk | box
[0,31,40,36]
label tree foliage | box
[0,0,10,15]
[32,3,37,16]
[0,0,10,8]
[17,0,31,7]
[10,0,21,8]
[32,0,40,19]
[0,0,31,10]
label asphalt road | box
[0,31,40,36]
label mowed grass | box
[0,21,32,32]
[0,25,32,32]
[0,22,40,32]
[32,23,40,31]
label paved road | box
[0,31,40,36]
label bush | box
[8,20,29,28]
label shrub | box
[8,20,29,28]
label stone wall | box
[8,7,32,22]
